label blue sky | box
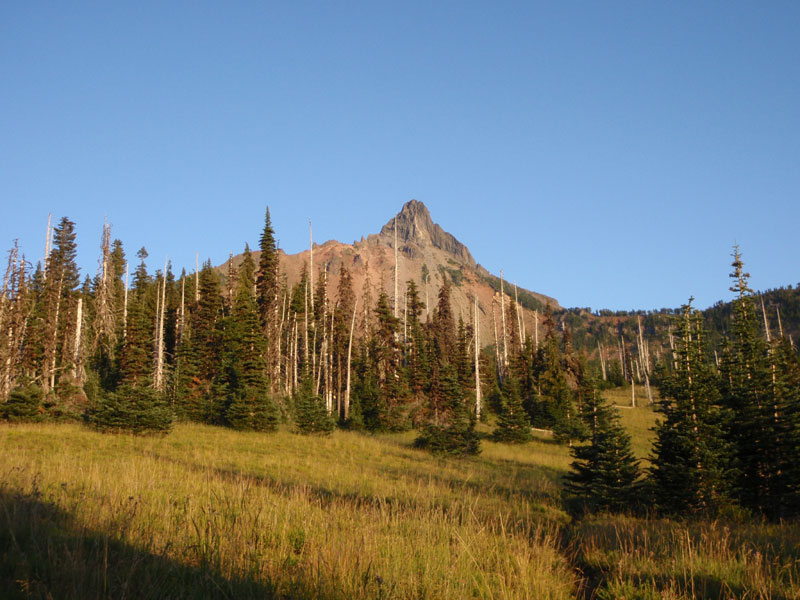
[2,2,798,311]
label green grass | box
[2,392,799,599]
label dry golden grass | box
[3,391,799,599]
[0,423,576,599]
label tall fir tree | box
[720,247,781,516]
[650,300,728,515]
[224,245,279,431]
[256,207,281,389]
[416,283,480,455]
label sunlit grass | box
[3,390,798,599]
[1,423,576,599]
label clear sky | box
[2,2,798,311]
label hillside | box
[4,407,800,599]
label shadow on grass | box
[566,516,800,600]
[0,487,328,600]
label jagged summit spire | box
[377,199,476,267]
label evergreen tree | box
[492,373,532,443]
[40,217,81,396]
[117,249,152,387]
[256,207,281,388]
[224,246,279,431]
[773,337,800,516]
[720,248,781,516]
[87,384,173,435]
[565,384,640,515]
[2,385,44,423]
[293,374,334,434]
[650,300,728,515]
[175,261,223,423]
[415,283,480,455]
[404,279,430,400]
[531,311,584,443]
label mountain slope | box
[238,200,558,345]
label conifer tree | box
[773,337,800,516]
[87,384,173,435]
[405,279,430,400]
[224,245,279,431]
[650,300,727,515]
[566,383,640,515]
[492,373,532,443]
[40,217,81,395]
[416,283,480,455]
[293,373,334,434]
[256,207,281,388]
[720,248,780,515]
[0,242,31,401]
[531,310,584,443]
[175,261,223,422]
[117,249,152,387]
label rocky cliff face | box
[232,200,558,345]
[370,199,476,268]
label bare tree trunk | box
[491,298,500,377]
[123,263,129,340]
[668,329,677,370]
[195,252,199,303]
[598,341,607,381]
[43,213,52,282]
[776,306,784,338]
[309,219,314,313]
[328,305,335,412]
[425,273,429,321]
[474,295,482,419]
[46,273,64,392]
[293,316,299,392]
[179,276,185,343]
[393,216,399,319]
[154,258,167,392]
[534,309,539,349]
[403,289,408,345]
[277,290,287,394]
[761,296,772,342]
[304,275,309,375]
[344,298,358,421]
[500,272,508,371]
[630,357,636,408]
[514,282,523,350]
[71,297,83,382]
[637,315,648,375]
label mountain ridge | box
[224,200,558,344]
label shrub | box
[2,385,44,423]
[87,385,173,435]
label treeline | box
[0,210,605,457]
[561,283,800,381]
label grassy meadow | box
[2,385,799,599]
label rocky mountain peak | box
[376,200,476,267]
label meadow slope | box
[2,389,799,599]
